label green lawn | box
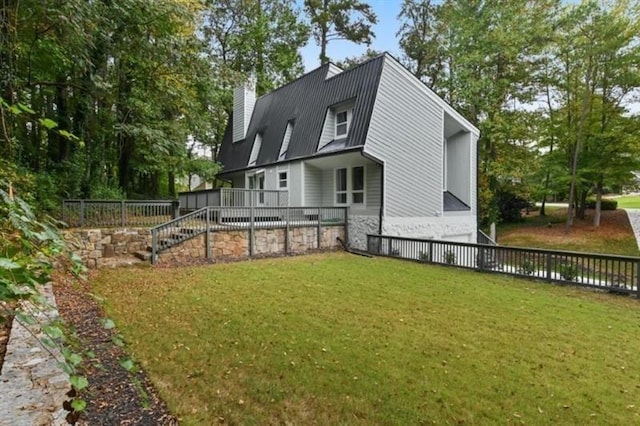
[616,195,640,209]
[94,253,640,425]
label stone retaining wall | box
[63,228,151,268]
[158,226,345,265]
[64,225,345,267]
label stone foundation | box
[382,215,477,243]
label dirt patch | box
[499,209,639,256]
[52,272,177,425]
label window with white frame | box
[278,170,288,189]
[336,110,349,137]
[335,166,365,206]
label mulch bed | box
[52,272,178,425]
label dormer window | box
[279,121,293,160]
[248,133,262,166]
[317,99,356,152]
[336,110,349,137]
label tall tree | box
[304,0,377,64]
[397,0,445,90]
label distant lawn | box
[498,208,640,256]
[94,253,640,425]
[616,195,640,209]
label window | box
[336,111,348,137]
[335,166,365,206]
[352,166,364,205]
[335,168,347,204]
[278,171,288,189]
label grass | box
[498,208,640,256]
[616,195,640,209]
[93,253,640,425]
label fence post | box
[121,200,126,227]
[317,207,322,249]
[249,201,255,257]
[205,207,211,259]
[79,200,85,228]
[172,200,180,219]
[285,207,290,254]
[546,252,553,281]
[428,241,433,263]
[151,230,157,265]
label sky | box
[298,0,403,72]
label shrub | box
[585,198,617,210]
[496,187,531,223]
[556,263,578,281]
[443,250,456,265]
[520,259,536,276]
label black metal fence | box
[367,234,640,296]
[62,200,179,228]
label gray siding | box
[366,163,382,212]
[305,164,323,206]
[288,162,303,206]
[364,58,443,218]
[446,132,471,206]
[321,169,333,206]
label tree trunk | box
[168,171,176,198]
[593,178,603,228]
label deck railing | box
[62,200,179,228]
[367,234,640,296]
[179,188,289,210]
[150,206,348,264]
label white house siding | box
[382,215,477,243]
[288,162,303,206]
[304,164,323,206]
[364,58,443,219]
[446,132,471,206]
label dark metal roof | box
[218,55,385,174]
[443,191,471,211]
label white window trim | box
[335,107,352,138]
[277,167,289,190]
[333,164,366,209]
[279,121,293,160]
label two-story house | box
[217,53,480,250]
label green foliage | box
[304,0,378,64]
[519,259,536,276]
[586,198,618,211]
[443,250,456,265]
[556,263,578,282]
[496,186,531,223]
